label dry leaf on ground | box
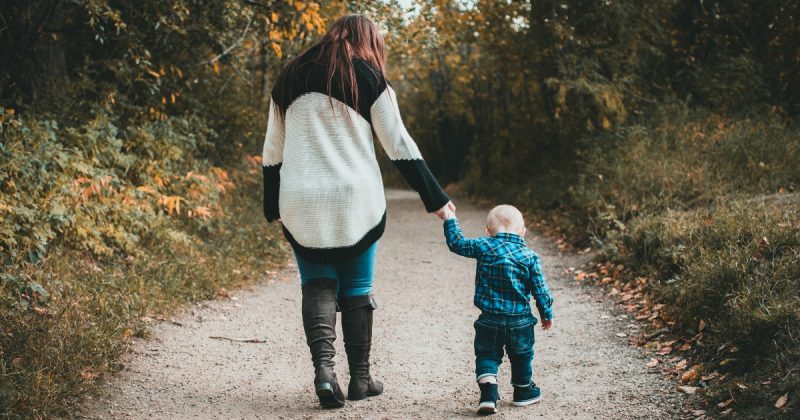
[775,393,788,409]
[681,367,699,382]
[677,385,698,394]
[646,358,659,368]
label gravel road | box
[84,189,683,419]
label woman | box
[262,14,454,408]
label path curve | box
[85,190,682,419]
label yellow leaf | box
[271,42,282,59]
[212,61,221,75]
[136,185,157,195]
[271,12,279,22]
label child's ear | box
[485,226,491,236]
[520,227,527,237]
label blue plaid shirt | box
[444,218,554,319]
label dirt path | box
[84,190,683,419]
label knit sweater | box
[262,50,449,263]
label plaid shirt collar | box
[492,232,525,245]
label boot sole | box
[347,390,382,401]
[477,402,498,415]
[511,395,542,406]
[316,384,345,408]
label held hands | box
[433,201,457,220]
[541,319,553,330]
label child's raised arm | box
[528,254,554,323]
[443,218,486,258]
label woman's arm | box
[369,85,450,213]
[262,99,284,222]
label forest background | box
[0,0,797,418]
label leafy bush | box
[0,174,287,418]
[0,113,232,263]
[620,197,799,417]
[552,107,800,415]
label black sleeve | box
[263,164,281,222]
[393,160,450,212]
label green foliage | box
[621,197,799,418]
[0,113,229,263]
[0,183,288,418]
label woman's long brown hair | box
[272,14,387,120]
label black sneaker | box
[512,382,542,406]
[477,382,499,415]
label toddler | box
[443,205,554,415]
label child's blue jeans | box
[474,312,537,386]
[293,242,378,300]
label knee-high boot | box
[301,279,345,408]
[339,294,384,400]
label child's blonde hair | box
[486,205,525,234]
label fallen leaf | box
[677,385,698,394]
[775,393,788,409]
[676,359,688,370]
[646,358,660,368]
[81,369,99,380]
[735,382,748,390]
[699,319,706,332]
[690,409,706,416]
[681,368,700,382]
[720,358,736,366]
[718,398,734,409]
[659,346,673,355]
[679,342,693,351]
[574,271,587,281]
[616,332,627,337]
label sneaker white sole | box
[477,401,497,414]
[511,395,542,406]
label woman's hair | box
[272,14,387,120]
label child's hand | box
[434,201,457,220]
[541,319,553,330]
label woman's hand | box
[433,201,456,220]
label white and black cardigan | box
[262,52,449,263]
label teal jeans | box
[294,242,378,299]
